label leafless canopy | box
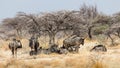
[1,4,120,46]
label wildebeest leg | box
[34,45,38,55]
[15,48,17,58]
[30,46,34,56]
[67,47,71,52]
[75,47,79,53]
[103,46,107,52]
[70,46,75,53]
[11,47,14,58]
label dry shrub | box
[4,59,44,68]
[65,56,87,68]
[50,60,62,68]
[25,61,44,68]
[5,59,20,68]
[4,59,32,68]
[39,60,51,67]
[0,53,108,68]
[87,53,108,68]
[93,62,105,68]
[0,40,9,50]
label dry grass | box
[0,37,120,68]
[0,53,107,68]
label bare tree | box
[78,4,99,39]
[16,12,41,36]
[40,11,77,45]
[2,17,27,39]
[2,4,120,47]
[16,11,76,45]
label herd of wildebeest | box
[8,35,107,57]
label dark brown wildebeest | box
[90,45,107,52]
[49,44,59,53]
[49,44,69,54]
[63,35,84,53]
[38,44,68,54]
[39,44,60,54]
[38,47,51,54]
[29,36,39,56]
[9,38,22,58]
[57,46,68,54]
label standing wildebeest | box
[63,35,84,53]
[29,36,39,56]
[90,45,107,52]
[9,38,22,57]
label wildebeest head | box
[17,40,22,48]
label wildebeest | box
[49,44,59,53]
[29,36,39,56]
[38,44,68,54]
[41,44,60,54]
[38,47,51,54]
[49,44,69,54]
[57,46,68,54]
[63,35,85,53]
[90,45,107,52]
[9,38,22,57]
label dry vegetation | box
[0,38,120,68]
[0,4,120,68]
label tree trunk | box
[108,34,114,46]
[88,27,92,39]
[16,29,22,39]
[49,33,55,46]
[117,31,120,38]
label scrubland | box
[0,38,120,68]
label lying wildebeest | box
[50,44,69,54]
[63,35,84,53]
[39,44,60,54]
[38,47,51,54]
[57,46,68,54]
[49,44,59,53]
[38,44,68,54]
[9,38,22,57]
[90,45,107,52]
[29,36,39,56]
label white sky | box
[0,0,120,20]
